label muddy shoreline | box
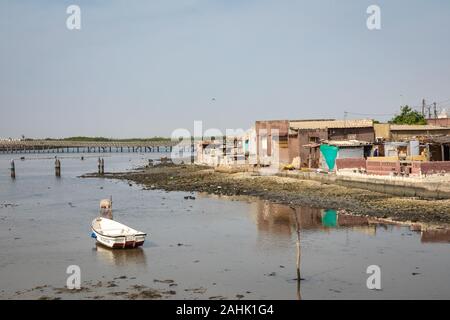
[81,164,450,225]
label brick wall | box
[336,158,367,170]
[420,161,450,175]
[366,160,400,176]
[426,118,450,127]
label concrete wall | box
[255,120,290,165]
[277,171,450,199]
[374,123,391,140]
[391,128,450,140]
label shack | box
[290,119,374,169]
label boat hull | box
[92,229,146,249]
[91,217,146,249]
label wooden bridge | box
[0,140,184,154]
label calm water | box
[0,153,449,299]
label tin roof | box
[390,125,449,131]
[290,119,373,130]
[323,140,372,147]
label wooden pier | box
[0,140,182,154]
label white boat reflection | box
[94,243,147,267]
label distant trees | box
[389,106,426,125]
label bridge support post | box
[55,158,61,177]
[10,159,15,179]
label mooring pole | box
[101,158,105,175]
[292,207,302,300]
[55,158,61,177]
[98,158,102,175]
[10,159,15,179]
[191,136,195,164]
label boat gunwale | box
[91,227,147,239]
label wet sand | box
[83,164,450,225]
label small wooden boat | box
[91,217,146,249]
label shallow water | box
[0,153,449,299]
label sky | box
[1,0,450,138]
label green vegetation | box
[389,106,427,125]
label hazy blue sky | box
[1,0,450,138]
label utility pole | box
[422,99,426,117]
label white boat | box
[91,217,146,249]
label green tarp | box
[321,209,337,228]
[320,144,338,171]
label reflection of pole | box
[292,207,302,300]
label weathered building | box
[255,119,374,168]
[374,124,450,141]
[290,119,374,168]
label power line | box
[344,111,396,117]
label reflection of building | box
[250,201,295,236]
[421,228,450,243]
[250,200,374,236]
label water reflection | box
[250,202,378,300]
[94,244,147,267]
[250,201,375,235]
[421,229,450,243]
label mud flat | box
[81,164,450,225]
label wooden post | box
[101,158,105,175]
[10,159,15,179]
[55,158,61,177]
[292,207,302,300]
[98,158,102,175]
[191,136,195,164]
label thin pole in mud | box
[291,207,302,300]
[101,158,105,175]
[98,158,102,175]
[55,158,61,177]
[191,135,195,164]
[10,159,15,179]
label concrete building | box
[196,127,258,167]
[374,123,450,141]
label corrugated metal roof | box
[324,140,371,147]
[390,125,450,131]
[290,119,373,130]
